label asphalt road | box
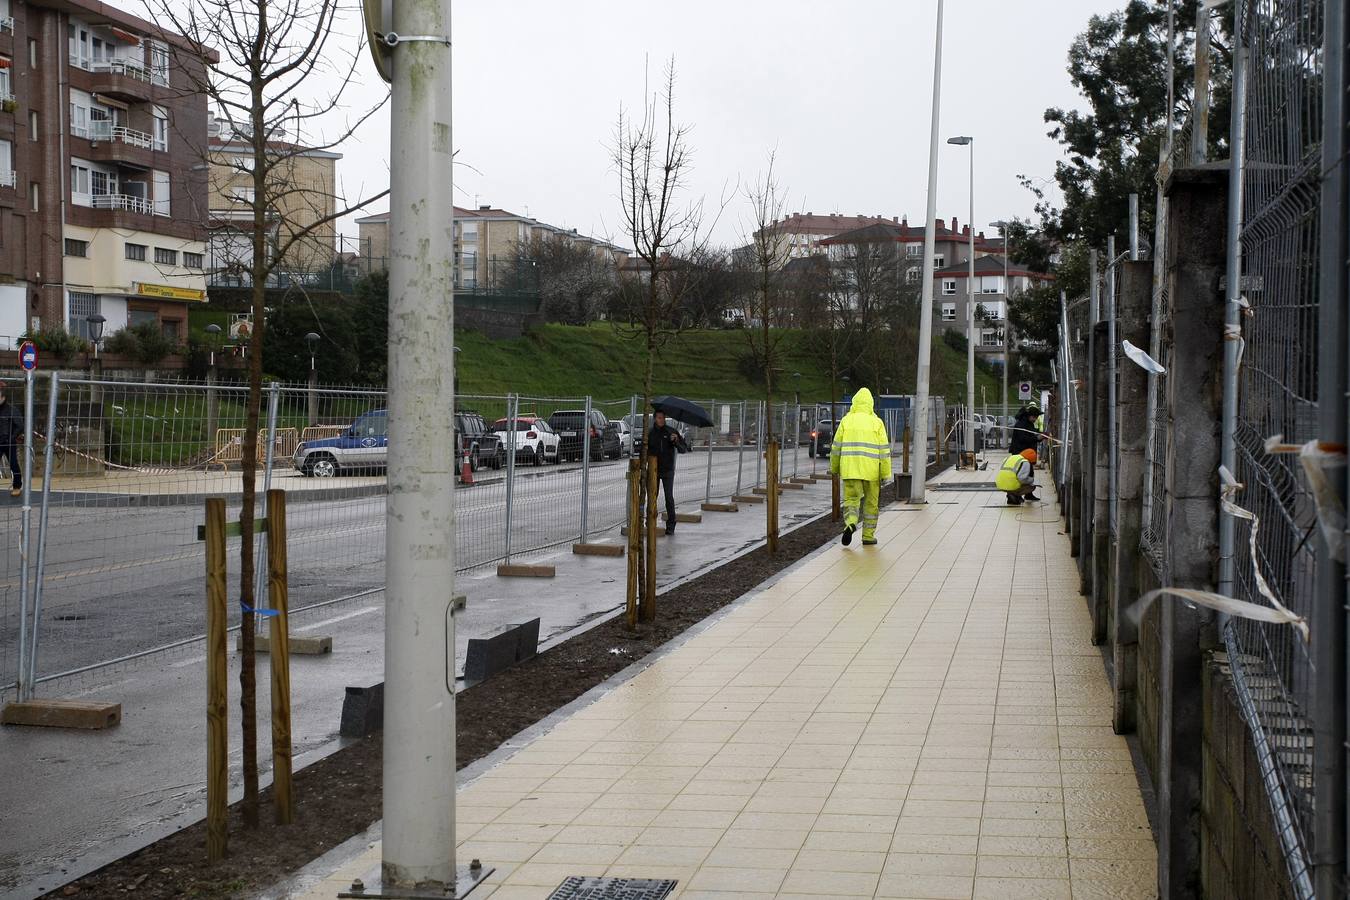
[0,446,825,685]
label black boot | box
[841,523,856,546]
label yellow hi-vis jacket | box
[995,453,1034,492]
[829,388,892,482]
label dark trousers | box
[657,468,676,527]
[1,441,18,487]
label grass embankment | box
[453,323,1008,405]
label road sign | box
[18,341,37,371]
[1018,381,1032,400]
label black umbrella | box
[651,395,713,428]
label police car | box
[293,409,388,477]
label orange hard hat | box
[1021,449,1037,463]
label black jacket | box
[0,400,21,444]
[1008,409,1042,454]
[647,423,686,474]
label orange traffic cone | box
[460,448,474,485]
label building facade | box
[206,113,342,285]
[0,0,210,347]
[356,204,627,291]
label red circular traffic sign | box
[18,340,37,371]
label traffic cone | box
[460,448,474,485]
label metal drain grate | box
[930,481,1001,491]
[547,877,678,900]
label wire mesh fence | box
[0,379,849,699]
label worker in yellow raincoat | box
[829,387,892,546]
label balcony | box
[71,55,166,102]
[0,16,12,32]
[92,193,153,214]
[0,171,14,188]
[73,121,157,167]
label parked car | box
[456,410,503,470]
[294,409,388,477]
[611,419,634,456]
[810,420,835,458]
[490,416,560,465]
[548,409,622,461]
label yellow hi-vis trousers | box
[843,478,881,541]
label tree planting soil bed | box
[46,513,841,899]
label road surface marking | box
[295,605,378,632]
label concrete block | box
[700,503,738,512]
[664,513,702,524]
[789,476,814,485]
[731,494,765,504]
[464,617,539,684]
[777,481,805,490]
[512,617,540,662]
[496,563,556,578]
[808,473,832,481]
[572,543,625,557]
[751,486,782,495]
[2,699,121,730]
[339,682,383,738]
[237,633,332,655]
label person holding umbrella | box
[649,398,706,534]
[829,387,892,546]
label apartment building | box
[356,204,627,290]
[207,112,342,283]
[0,0,210,347]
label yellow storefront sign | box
[137,283,207,302]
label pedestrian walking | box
[829,387,891,547]
[995,448,1039,505]
[0,385,22,497]
[647,411,688,535]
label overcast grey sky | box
[333,0,1123,249]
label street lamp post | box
[205,323,222,441]
[910,0,946,502]
[991,220,1012,437]
[304,332,319,427]
[947,135,975,462]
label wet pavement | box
[0,477,832,900]
[286,468,1157,900]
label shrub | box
[103,323,179,366]
[23,328,89,364]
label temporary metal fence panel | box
[1224,0,1327,879]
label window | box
[128,307,157,328]
[68,292,99,338]
[154,247,177,265]
[28,181,37,211]
[905,266,919,284]
[0,60,11,99]
[90,168,116,197]
[125,242,146,261]
[27,38,36,69]
[906,243,921,257]
[28,110,37,140]
[979,275,1003,294]
[933,255,944,268]
[64,238,88,257]
[0,139,10,185]
[151,107,168,152]
[981,329,1003,348]
[148,41,169,85]
[183,251,203,268]
[941,303,957,322]
[460,248,477,288]
[161,319,180,342]
[153,169,170,216]
[461,221,478,241]
[941,278,957,296]
[70,161,90,202]
[231,185,255,203]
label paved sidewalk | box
[291,470,1157,899]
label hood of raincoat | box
[848,388,875,416]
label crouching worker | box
[829,387,892,546]
[995,448,1039,505]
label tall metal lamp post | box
[947,135,975,462]
[304,332,319,427]
[205,324,222,442]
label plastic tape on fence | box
[1265,436,1347,565]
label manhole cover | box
[547,877,678,900]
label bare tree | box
[612,59,721,622]
[739,157,794,552]
[516,232,619,325]
[144,0,388,828]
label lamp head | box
[946,135,973,146]
[305,332,320,350]
[87,313,106,343]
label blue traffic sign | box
[18,341,37,371]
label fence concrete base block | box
[789,477,814,485]
[808,473,832,481]
[666,513,702,524]
[572,542,625,557]
[733,494,766,503]
[237,634,333,655]
[777,481,806,490]
[496,563,556,577]
[2,699,122,730]
[750,487,782,496]
[339,682,383,738]
[701,502,738,512]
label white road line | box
[294,605,379,632]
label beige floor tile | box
[791,848,886,873]
[525,843,625,866]
[701,845,800,869]
[874,872,974,899]
[803,829,895,853]
[883,852,977,877]
[717,828,810,850]
[614,843,710,867]
[503,861,607,886]
[684,865,787,893]
[780,868,880,896]
[971,876,1071,899]
[975,854,1070,879]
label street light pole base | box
[338,863,495,899]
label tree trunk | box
[638,273,657,623]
